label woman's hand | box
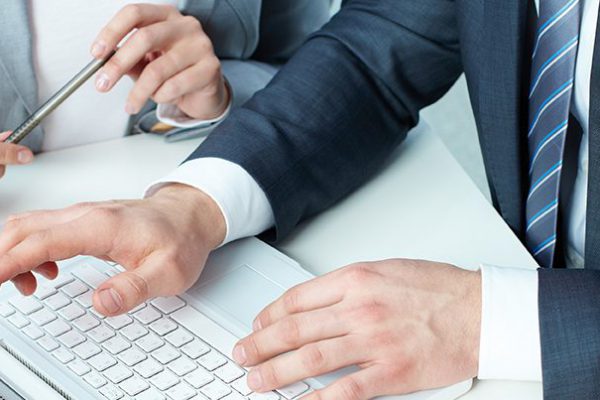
[91,4,229,120]
[0,131,34,179]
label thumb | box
[93,257,165,316]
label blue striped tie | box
[526,0,581,267]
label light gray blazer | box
[0,0,330,151]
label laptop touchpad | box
[192,265,285,330]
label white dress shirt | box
[30,0,228,151]
[150,0,598,382]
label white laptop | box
[0,237,472,400]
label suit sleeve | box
[538,269,600,399]
[253,0,332,63]
[186,0,463,240]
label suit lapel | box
[0,1,38,113]
[584,6,600,270]
[479,0,529,237]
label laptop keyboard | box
[0,262,312,400]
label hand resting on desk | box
[0,185,483,399]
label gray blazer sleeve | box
[185,0,463,240]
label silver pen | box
[5,50,116,144]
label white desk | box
[0,125,542,399]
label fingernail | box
[96,73,111,91]
[18,151,33,164]
[253,319,262,331]
[124,102,136,115]
[98,288,122,314]
[91,41,106,58]
[247,369,263,390]
[232,344,247,365]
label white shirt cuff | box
[478,264,542,381]
[145,158,275,246]
[155,81,232,129]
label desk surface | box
[0,126,541,399]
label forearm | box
[189,0,463,240]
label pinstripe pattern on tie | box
[526,0,581,267]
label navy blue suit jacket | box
[187,1,600,398]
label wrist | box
[151,183,226,250]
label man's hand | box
[0,184,225,316]
[91,4,229,119]
[0,131,34,179]
[233,260,481,399]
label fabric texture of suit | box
[186,0,600,398]
[0,0,330,152]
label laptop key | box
[184,368,214,388]
[224,392,246,400]
[8,313,29,328]
[153,344,181,364]
[104,364,133,384]
[167,355,197,376]
[121,322,148,341]
[68,359,91,376]
[0,303,15,317]
[72,267,108,289]
[88,325,116,343]
[61,280,89,298]
[89,353,118,371]
[52,346,75,363]
[103,336,131,354]
[137,333,165,352]
[33,285,57,300]
[118,348,147,366]
[277,382,310,399]
[151,297,186,315]
[134,358,164,378]
[119,375,150,396]
[50,274,74,289]
[231,377,252,396]
[73,314,100,332]
[57,330,85,348]
[44,293,71,311]
[37,336,59,351]
[98,383,125,400]
[214,363,244,383]
[198,351,227,371]
[150,318,178,336]
[45,319,71,336]
[30,308,57,326]
[105,314,133,330]
[150,370,180,391]
[136,387,166,400]
[9,296,42,315]
[165,381,196,400]
[75,291,94,308]
[134,306,162,325]
[73,341,102,359]
[248,393,280,400]
[180,339,210,359]
[23,325,44,340]
[58,303,85,321]
[84,370,107,389]
[201,379,231,400]
[165,328,194,347]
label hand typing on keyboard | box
[0,184,225,316]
